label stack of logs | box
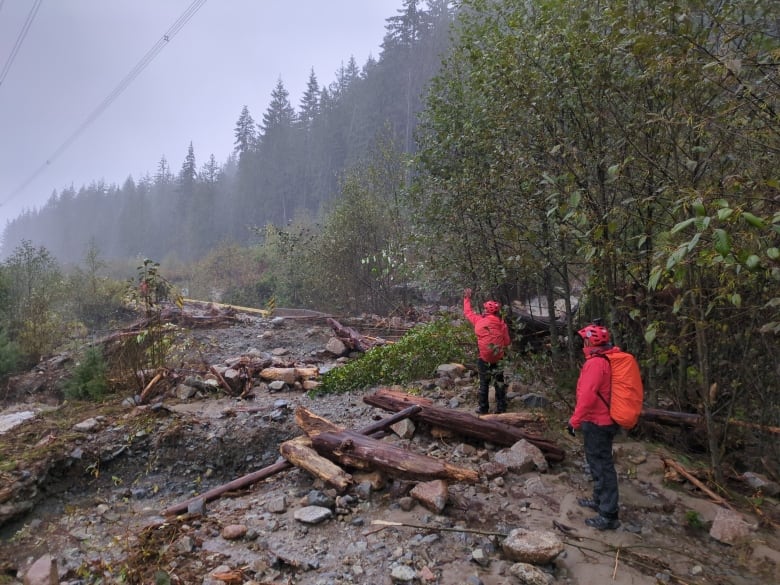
[162,387,564,516]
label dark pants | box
[582,421,620,519]
[477,358,506,413]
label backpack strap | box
[593,353,612,409]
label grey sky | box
[0,0,401,226]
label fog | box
[0,0,400,226]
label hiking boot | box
[475,407,488,415]
[585,515,620,531]
[577,498,599,511]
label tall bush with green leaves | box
[1,240,65,363]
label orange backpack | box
[597,351,644,429]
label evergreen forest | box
[0,0,778,475]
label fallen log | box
[364,388,565,463]
[642,407,780,435]
[311,430,479,483]
[327,317,377,352]
[279,436,353,491]
[160,405,422,516]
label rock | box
[175,383,197,399]
[221,524,247,540]
[306,490,334,508]
[523,475,548,496]
[518,393,549,408]
[480,461,507,479]
[742,472,780,497]
[471,547,490,567]
[399,497,416,511]
[22,554,57,585]
[354,481,372,501]
[266,496,287,514]
[73,417,100,432]
[709,508,754,545]
[410,480,448,514]
[436,363,466,378]
[510,439,548,472]
[294,505,333,525]
[494,447,536,474]
[390,564,417,583]
[419,565,437,582]
[186,498,205,515]
[501,527,564,564]
[391,418,416,439]
[325,337,348,356]
[509,562,553,585]
[268,380,287,392]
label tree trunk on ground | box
[311,430,479,483]
[364,388,565,462]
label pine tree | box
[233,105,257,157]
[298,68,320,131]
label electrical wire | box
[1,0,208,209]
[0,0,43,88]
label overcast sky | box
[0,0,402,226]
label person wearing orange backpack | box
[567,321,621,531]
[463,288,511,415]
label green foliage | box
[64,347,110,401]
[0,328,21,377]
[314,318,474,395]
[1,240,66,362]
[684,510,704,531]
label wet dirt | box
[1,310,779,585]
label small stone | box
[390,564,416,583]
[293,505,333,525]
[221,524,247,540]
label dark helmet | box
[578,324,610,346]
[483,300,501,314]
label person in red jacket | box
[463,288,511,414]
[568,321,621,531]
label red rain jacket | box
[569,345,621,428]
[463,297,511,364]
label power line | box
[1,0,208,210]
[0,0,43,88]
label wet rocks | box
[501,527,564,565]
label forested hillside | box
[0,1,454,265]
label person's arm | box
[463,288,479,325]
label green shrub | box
[0,329,21,377]
[65,347,110,401]
[314,318,474,395]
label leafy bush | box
[64,347,110,401]
[0,329,21,377]
[314,318,474,395]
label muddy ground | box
[1,307,779,585]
